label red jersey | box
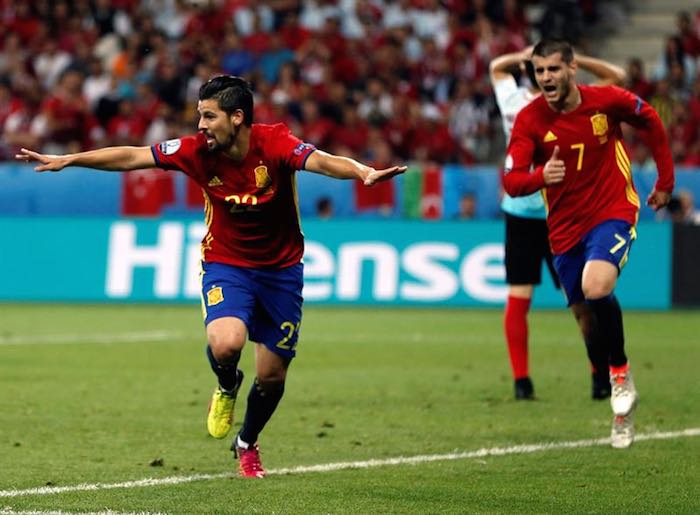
[503,85,674,254]
[152,123,316,268]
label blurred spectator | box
[448,80,489,162]
[665,190,700,224]
[358,77,393,123]
[221,31,256,79]
[538,0,585,47]
[316,196,334,219]
[334,102,369,155]
[36,68,101,154]
[625,58,655,101]
[653,35,696,87]
[152,58,186,111]
[34,39,72,90]
[676,11,700,58]
[83,58,113,111]
[650,79,681,128]
[258,33,295,84]
[300,98,335,149]
[106,98,147,146]
[457,192,477,220]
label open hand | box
[543,146,565,185]
[14,148,69,172]
[363,165,407,186]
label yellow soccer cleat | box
[207,371,243,439]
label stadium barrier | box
[3,163,700,220]
[0,218,671,308]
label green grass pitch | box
[0,305,699,513]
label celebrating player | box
[16,75,406,477]
[490,47,626,401]
[503,40,674,448]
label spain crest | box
[590,113,608,136]
[207,286,224,306]
[254,165,272,189]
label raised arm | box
[15,146,156,172]
[304,149,406,186]
[489,46,533,83]
[576,54,626,86]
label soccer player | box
[503,40,674,448]
[16,75,406,477]
[490,47,627,401]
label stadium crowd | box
[1,1,700,207]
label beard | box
[205,123,241,151]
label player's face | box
[532,52,576,108]
[197,99,242,150]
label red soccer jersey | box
[152,123,316,268]
[503,84,674,254]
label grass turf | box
[0,305,698,513]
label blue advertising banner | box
[0,218,671,308]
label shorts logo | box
[590,113,608,136]
[159,139,181,155]
[254,165,272,189]
[207,286,224,306]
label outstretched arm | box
[15,146,156,172]
[576,54,626,86]
[304,149,406,186]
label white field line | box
[0,509,164,515]
[1,428,698,499]
[0,331,184,346]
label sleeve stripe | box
[150,145,162,167]
[299,148,315,171]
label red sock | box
[504,295,531,379]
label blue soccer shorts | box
[552,219,636,306]
[200,261,304,359]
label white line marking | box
[0,509,164,515]
[0,331,184,346]
[1,428,698,498]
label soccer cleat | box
[232,440,266,478]
[207,370,244,439]
[592,372,612,400]
[514,377,535,400]
[611,413,634,449]
[610,369,638,416]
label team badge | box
[254,166,272,189]
[207,286,224,306]
[543,130,557,142]
[590,113,608,136]
[159,139,181,155]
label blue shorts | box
[200,261,304,359]
[552,220,636,306]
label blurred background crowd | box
[1,0,700,219]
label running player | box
[16,75,406,476]
[490,46,626,400]
[503,40,674,448]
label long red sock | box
[504,295,531,379]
